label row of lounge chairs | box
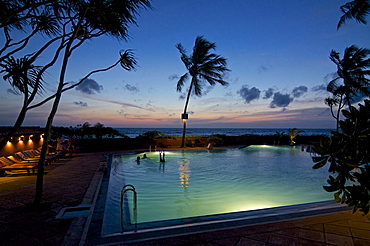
[0,149,66,176]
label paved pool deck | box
[0,149,369,246]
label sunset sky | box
[1,0,369,129]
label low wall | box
[0,137,43,157]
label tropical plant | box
[337,0,370,29]
[288,128,304,145]
[325,45,370,131]
[207,134,225,147]
[176,36,230,147]
[0,0,152,206]
[312,99,370,215]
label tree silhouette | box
[338,0,370,29]
[325,45,370,131]
[0,0,151,206]
[176,36,230,147]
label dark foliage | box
[312,100,370,214]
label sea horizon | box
[115,127,334,138]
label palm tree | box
[337,0,370,29]
[176,36,230,147]
[326,45,370,131]
[289,128,304,145]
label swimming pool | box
[101,145,332,236]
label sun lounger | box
[6,155,38,167]
[18,150,55,164]
[186,140,195,147]
[15,152,39,162]
[194,139,204,147]
[0,157,36,176]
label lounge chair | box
[0,157,36,176]
[16,150,57,165]
[194,139,204,147]
[186,140,195,147]
[6,155,38,167]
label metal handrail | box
[121,184,137,231]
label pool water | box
[102,145,330,236]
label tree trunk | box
[180,77,194,147]
[181,119,187,148]
[33,83,64,205]
[33,36,73,205]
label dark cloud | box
[270,92,293,108]
[263,88,274,99]
[168,74,179,81]
[201,85,214,96]
[237,85,261,103]
[311,84,327,92]
[292,86,308,98]
[75,78,103,95]
[258,63,271,73]
[179,93,186,100]
[124,83,139,92]
[187,111,195,115]
[73,101,88,107]
[7,89,20,95]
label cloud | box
[179,93,186,100]
[75,78,103,95]
[169,74,179,81]
[237,85,261,103]
[258,63,271,73]
[73,101,88,107]
[124,83,139,92]
[263,88,274,99]
[270,92,293,108]
[292,86,308,98]
[311,84,327,92]
[7,89,20,95]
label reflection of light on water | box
[226,201,276,213]
[179,159,190,188]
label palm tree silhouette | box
[176,36,230,147]
[326,45,370,130]
[338,0,370,29]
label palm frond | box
[176,73,189,92]
[119,49,137,71]
[338,0,370,29]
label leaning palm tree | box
[176,36,230,147]
[326,45,370,131]
[337,0,370,29]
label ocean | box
[115,128,334,138]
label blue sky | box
[1,0,369,129]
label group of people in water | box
[136,152,165,163]
[135,142,213,164]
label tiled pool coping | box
[81,153,350,245]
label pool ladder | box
[121,184,137,230]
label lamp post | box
[181,113,188,147]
